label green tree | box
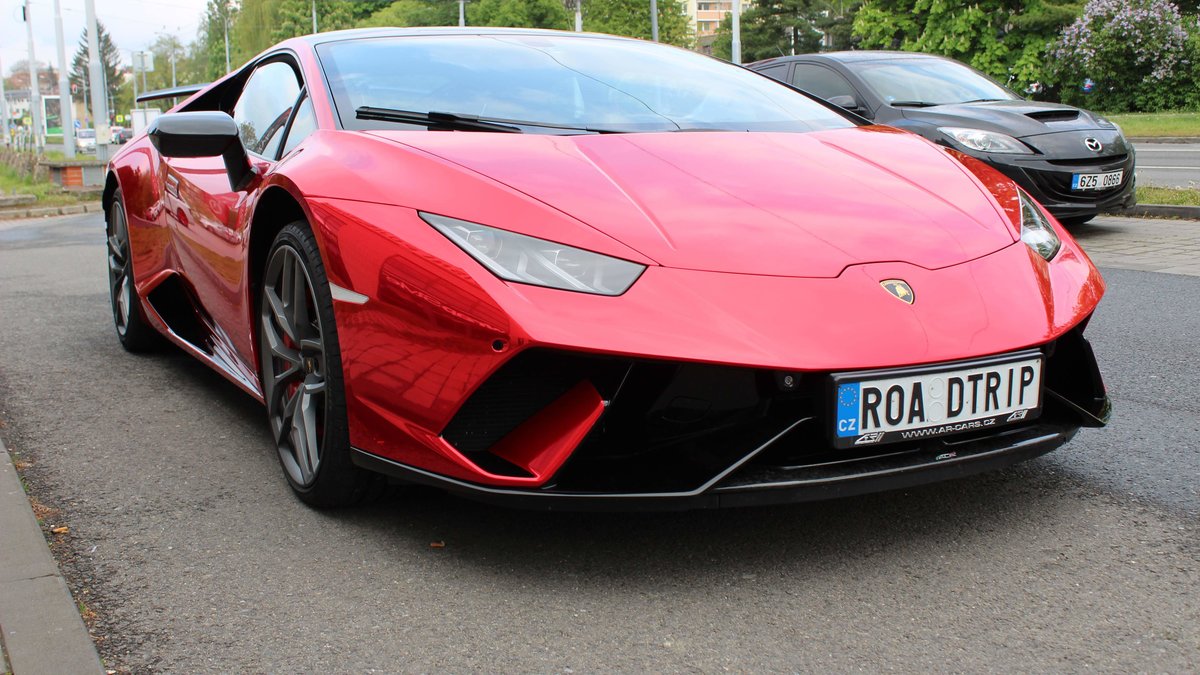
[140,34,207,92]
[712,0,831,61]
[358,0,460,26]
[68,21,124,122]
[851,0,1083,90]
[470,0,572,28]
[199,0,238,79]
[582,0,693,47]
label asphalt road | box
[0,213,1196,672]
[1134,143,1200,189]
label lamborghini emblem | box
[880,279,914,304]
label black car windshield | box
[847,59,1018,107]
[317,34,855,133]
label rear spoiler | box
[136,83,208,104]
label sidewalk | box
[0,437,104,675]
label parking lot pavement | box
[1072,215,1200,276]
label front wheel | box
[258,222,381,507]
[107,193,160,352]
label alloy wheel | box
[261,244,327,487]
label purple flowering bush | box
[1050,0,1199,112]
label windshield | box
[317,34,855,134]
[78,129,96,138]
[847,59,1018,106]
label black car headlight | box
[1018,190,1061,261]
[422,212,645,296]
[939,127,1032,154]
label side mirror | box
[827,94,861,112]
[148,111,254,191]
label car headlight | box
[1018,190,1060,261]
[939,127,1032,154]
[422,212,645,296]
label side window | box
[756,64,789,83]
[790,64,857,101]
[279,96,316,158]
[232,61,301,159]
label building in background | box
[684,0,752,53]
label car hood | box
[367,126,1017,278]
[899,100,1112,139]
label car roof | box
[750,50,948,68]
[295,26,638,48]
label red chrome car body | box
[104,28,1109,509]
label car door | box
[789,62,871,118]
[162,57,305,380]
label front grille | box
[1026,166,1128,203]
[1046,153,1128,167]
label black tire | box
[1059,214,1096,227]
[258,222,382,507]
[106,193,161,352]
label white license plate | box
[832,352,1043,448]
[1071,170,1123,191]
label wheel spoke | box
[290,257,310,339]
[265,287,297,343]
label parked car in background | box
[750,51,1136,225]
[75,128,96,153]
[111,126,134,144]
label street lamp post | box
[54,0,76,157]
[23,1,45,152]
[650,0,659,41]
[731,0,742,64]
[84,0,111,161]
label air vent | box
[1026,110,1080,122]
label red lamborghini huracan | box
[105,28,1110,509]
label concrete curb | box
[1127,136,1198,144]
[0,437,105,675]
[1112,204,1200,220]
[0,202,104,221]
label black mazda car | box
[750,51,1136,225]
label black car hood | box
[900,100,1111,139]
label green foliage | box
[68,21,124,123]
[199,0,237,79]
[583,0,693,47]
[712,0,858,63]
[470,0,573,28]
[851,0,1083,90]
[1049,0,1197,112]
[358,0,459,26]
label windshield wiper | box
[355,106,624,134]
[356,106,524,133]
[958,98,1006,104]
[888,101,942,107]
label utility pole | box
[171,49,177,88]
[24,1,45,152]
[223,11,231,73]
[54,0,75,157]
[311,0,317,33]
[459,0,466,26]
[650,0,659,41]
[731,0,742,64]
[0,53,10,147]
[575,0,582,31]
[84,0,111,161]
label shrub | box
[1049,0,1196,112]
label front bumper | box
[975,135,1137,220]
[351,326,1109,510]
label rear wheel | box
[106,193,160,352]
[258,222,381,507]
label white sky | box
[2,0,211,79]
